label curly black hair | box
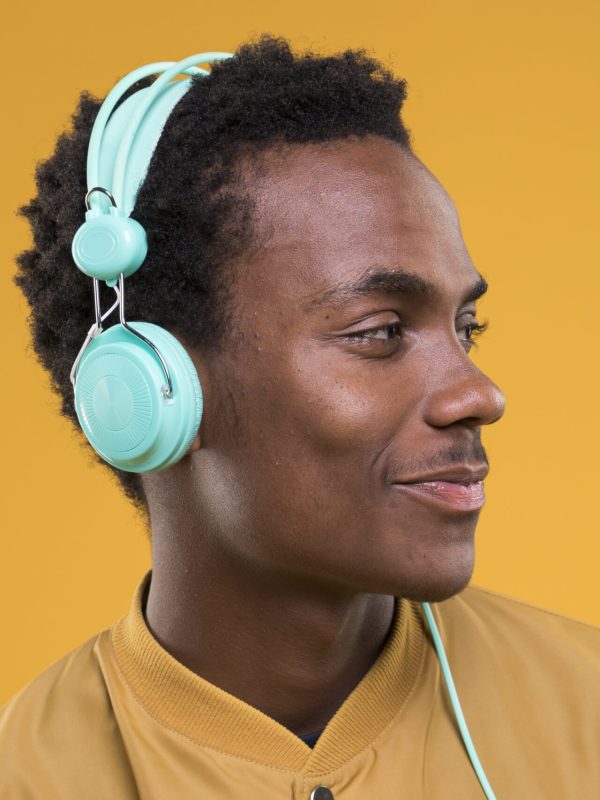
[14,34,412,519]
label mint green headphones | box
[70,52,233,473]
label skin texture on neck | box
[146,523,396,736]
[143,136,505,737]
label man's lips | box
[390,465,488,513]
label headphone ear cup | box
[71,215,148,283]
[74,322,202,473]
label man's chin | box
[382,541,476,603]
[400,564,475,604]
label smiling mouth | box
[391,479,486,513]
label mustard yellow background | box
[2,0,598,706]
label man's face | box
[188,135,505,603]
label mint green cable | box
[86,61,209,195]
[112,51,234,209]
[421,602,497,800]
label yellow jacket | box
[1,571,599,798]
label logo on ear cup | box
[77,355,155,453]
[92,375,134,430]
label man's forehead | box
[245,140,463,275]
[240,138,473,308]
[249,136,459,231]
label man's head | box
[16,35,504,601]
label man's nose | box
[422,356,506,430]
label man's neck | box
[144,526,396,737]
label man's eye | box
[343,322,404,343]
[459,320,489,351]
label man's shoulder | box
[1,631,108,724]
[445,583,600,671]
[0,625,143,797]
[1,630,114,774]
[460,582,599,636]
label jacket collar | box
[111,570,426,772]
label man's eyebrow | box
[305,268,488,311]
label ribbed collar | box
[111,570,426,773]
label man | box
[1,35,598,799]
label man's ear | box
[183,342,205,455]
[187,430,202,454]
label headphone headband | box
[87,52,233,212]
